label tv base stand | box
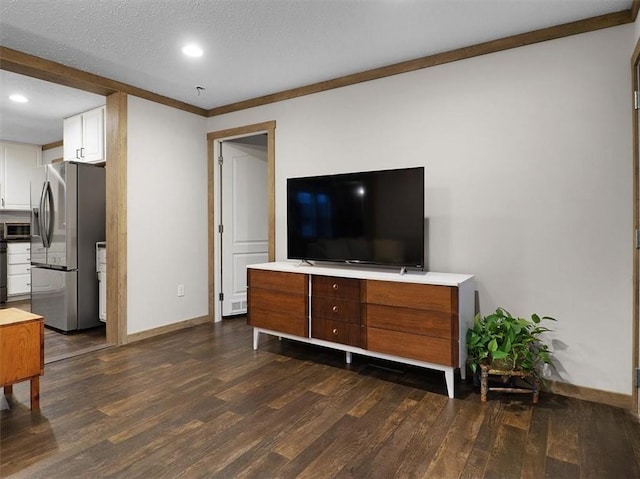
[247,262,474,399]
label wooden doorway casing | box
[633,37,640,415]
[105,92,127,345]
[206,121,276,321]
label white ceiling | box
[0,0,633,145]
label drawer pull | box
[332,305,338,313]
[332,328,339,335]
[332,283,339,290]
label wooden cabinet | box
[247,269,309,337]
[365,281,459,366]
[0,141,40,210]
[0,309,44,410]
[63,106,105,163]
[7,242,31,297]
[247,262,474,398]
[311,276,363,347]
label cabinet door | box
[81,107,105,163]
[1,142,40,210]
[63,114,83,161]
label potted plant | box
[466,307,556,380]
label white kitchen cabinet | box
[7,242,31,297]
[63,106,105,163]
[0,142,41,210]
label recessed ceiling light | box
[9,94,28,103]
[182,44,203,58]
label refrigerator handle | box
[44,182,54,248]
[38,182,48,248]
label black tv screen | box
[287,167,425,268]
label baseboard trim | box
[544,379,633,410]
[126,315,212,343]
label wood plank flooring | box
[1,318,639,478]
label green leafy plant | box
[466,307,556,378]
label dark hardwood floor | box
[1,318,639,478]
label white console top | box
[248,261,474,287]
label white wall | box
[207,25,634,395]
[127,96,208,334]
[41,145,62,165]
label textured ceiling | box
[0,0,633,145]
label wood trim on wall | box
[0,47,208,117]
[126,315,210,343]
[105,92,128,345]
[632,0,640,22]
[545,379,633,410]
[631,38,640,415]
[207,10,634,117]
[1,10,632,122]
[206,121,276,321]
[41,140,62,151]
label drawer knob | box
[332,283,339,290]
[332,328,339,335]
[332,305,338,313]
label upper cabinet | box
[63,106,105,163]
[0,142,41,210]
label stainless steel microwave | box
[3,222,30,240]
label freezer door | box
[31,267,78,332]
[47,162,77,269]
[30,165,47,265]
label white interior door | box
[220,137,268,316]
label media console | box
[247,262,475,398]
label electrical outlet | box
[177,284,185,297]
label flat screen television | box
[287,166,425,269]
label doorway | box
[206,121,276,322]
[219,135,269,317]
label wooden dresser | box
[0,308,44,410]
[247,262,474,398]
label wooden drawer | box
[365,304,457,340]
[248,307,308,337]
[248,269,307,295]
[365,280,457,313]
[249,288,307,318]
[247,267,309,337]
[367,327,458,367]
[312,297,361,324]
[311,317,362,347]
[313,276,360,300]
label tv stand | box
[247,262,474,398]
[296,259,314,267]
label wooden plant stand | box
[480,363,539,403]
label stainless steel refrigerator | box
[30,162,105,331]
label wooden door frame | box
[105,92,127,345]
[206,122,276,321]
[633,36,640,413]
